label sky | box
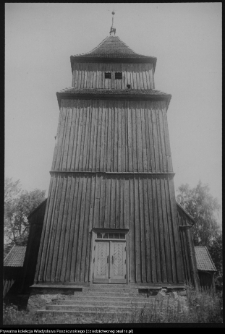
[5,3,222,223]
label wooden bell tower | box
[34,21,185,287]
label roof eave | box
[197,269,217,273]
[4,265,24,268]
[28,199,47,220]
[70,55,157,72]
[56,91,171,108]
[177,202,196,225]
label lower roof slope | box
[194,246,217,272]
[58,87,169,96]
[56,88,171,108]
[4,245,26,267]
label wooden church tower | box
[34,17,185,288]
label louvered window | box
[115,72,122,79]
[97,232,125,239]
[105,72,111,79]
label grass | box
[126,286,223,323]
[3,286,223,325]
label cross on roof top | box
[109,11,116,36]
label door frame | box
[90,228,129,284]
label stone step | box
[74,289,140,296]
[88,285,163,291]
[45,304,153,312]
[81,290,139,295]
[75,290,140,297]
[36,309,134,318]
[83,285,138,292]
[90,284,132,289]
[86,286,135,292]
[63,295,151,302]
[53,298,155,306]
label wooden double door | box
[93,240,126,283]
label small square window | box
[115,72,122,80]
[105,72,111,79]
[97,233,102,238]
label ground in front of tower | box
[3,286,189,324]
[4,284,223,324]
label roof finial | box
[109,11,116,36]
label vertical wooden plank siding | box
[168,180,185,283]
[129,178,135,283]
[60,176,75,281]
[147,178,156,283]
[34,182,52,282]
[160,178,172,282]
[36,174,184,284]
[124,177,129,229]
[34,94,185,285]
[24,200,46,288]
[56,176,72,280]
[51,111,64,170]
[152,177,161,282]
[117,178,122,229]
[74,177,88,281]
[164,179,177,283]
[100,175,106,228]
[53,99,171,174]
[177,205,199,287]
[156,178,167,282]
[72,63,155,90]
[139,176,146,282]
[45,176,63,281]
[64,177,79,281]
[134,177,141,282]
[69,177,82,282]
[143,177,151,282]
[50,176,68,281]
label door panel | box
[94,241,110,282]
[110,242,126,283]
[93,240,126,283]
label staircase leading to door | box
[36,284,157,323]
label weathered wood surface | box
[32,55,187,287]
[72,63,154,90]
[35,175,184,285]
[3,274,15,298]
[51,99,172,173]
[20,199,47,291]
[177,205,199,287]
[3,268,23,298]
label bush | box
[3,303,42,325]
[185,286,223,323]
[126,286,223,323]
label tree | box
[176,181,221,248]
[4,178,46,252]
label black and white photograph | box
[4,3,222,325]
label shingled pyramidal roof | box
[73,35,154,59]
[58,35,168,105]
